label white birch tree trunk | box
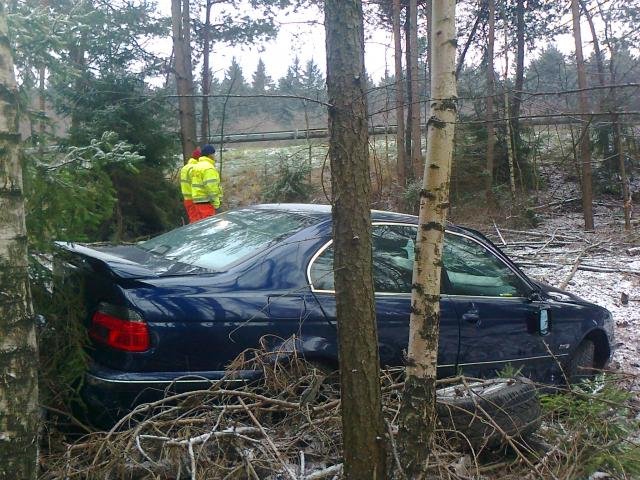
[0,4,39,478]
[398,1,457,477]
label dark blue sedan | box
[57,204,614,419]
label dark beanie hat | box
[202,144,216,156]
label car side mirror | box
[526,304,552,336]
[539,308,551,336]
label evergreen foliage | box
[262,156,313,203]
[23,132,139,249]
[541,376,640,478]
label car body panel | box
[54,204,614,418]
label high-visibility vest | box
[179,158,198,200]
[191,156,223,207]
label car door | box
[307,223,459,377]
[443,231,557,379]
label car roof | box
[251,203,471,236]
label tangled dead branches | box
[39,339,640,480]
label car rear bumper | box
[81,363,260,424]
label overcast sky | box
[153,0,606,86]
[155,0,396,84]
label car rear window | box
[139,208,314,271]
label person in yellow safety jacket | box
[190,143,223,221]
[180,148,200,223]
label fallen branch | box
[529,197,581,211]
[494,221,507,246]
[239,397,297,480]
[304,464,343,480]
[518,261,640,275]
[559,246,590,289]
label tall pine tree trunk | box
[404,16,413,166]
[0,5,39,478]
[171,0,197,163]
[485,0,496,203]
[510,0,525,149]
[392,0,407,187]
[502,2,516,199]
[571,0,594,230]
[38,0,48,150]
[408,0,422,178]
[613,113,632,229]
[398,1,457,477]
[324,1,387,478]
[200,0,213,143]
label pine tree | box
[252,58,273,93]
[325,1,387,477]
[301,58,324,96]
[278,56,303,95]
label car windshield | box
[139,208,315,271]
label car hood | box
[55,242,210,279]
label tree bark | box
[510,0,525,147]
[38,65,45,150]
[324,1,387,478]
[404,15,413,166]
[485,0,496,203]
[398,1,457,478]
[38,0,48,150]
[200,0,213,143]
[501,1,517,199]
[392,0,407,187]
[571,0,595,230]
[0,5,39,479]
[171,0,197,163]
[409,0,422,178]
[613,113,632,229]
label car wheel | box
[436,377,541,450]
[567,339,595,383]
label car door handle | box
[462,311,480,322]
[462,303,480,323]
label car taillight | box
[89,303,150,352]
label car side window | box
[443,233,527,297]
[310,224,418,293]
[309,245,335,291]
[371,225,415,293]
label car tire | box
[567,339,595,383]
[436,377,541,450]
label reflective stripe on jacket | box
[191,156,222,208]
[179,158,198,200]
